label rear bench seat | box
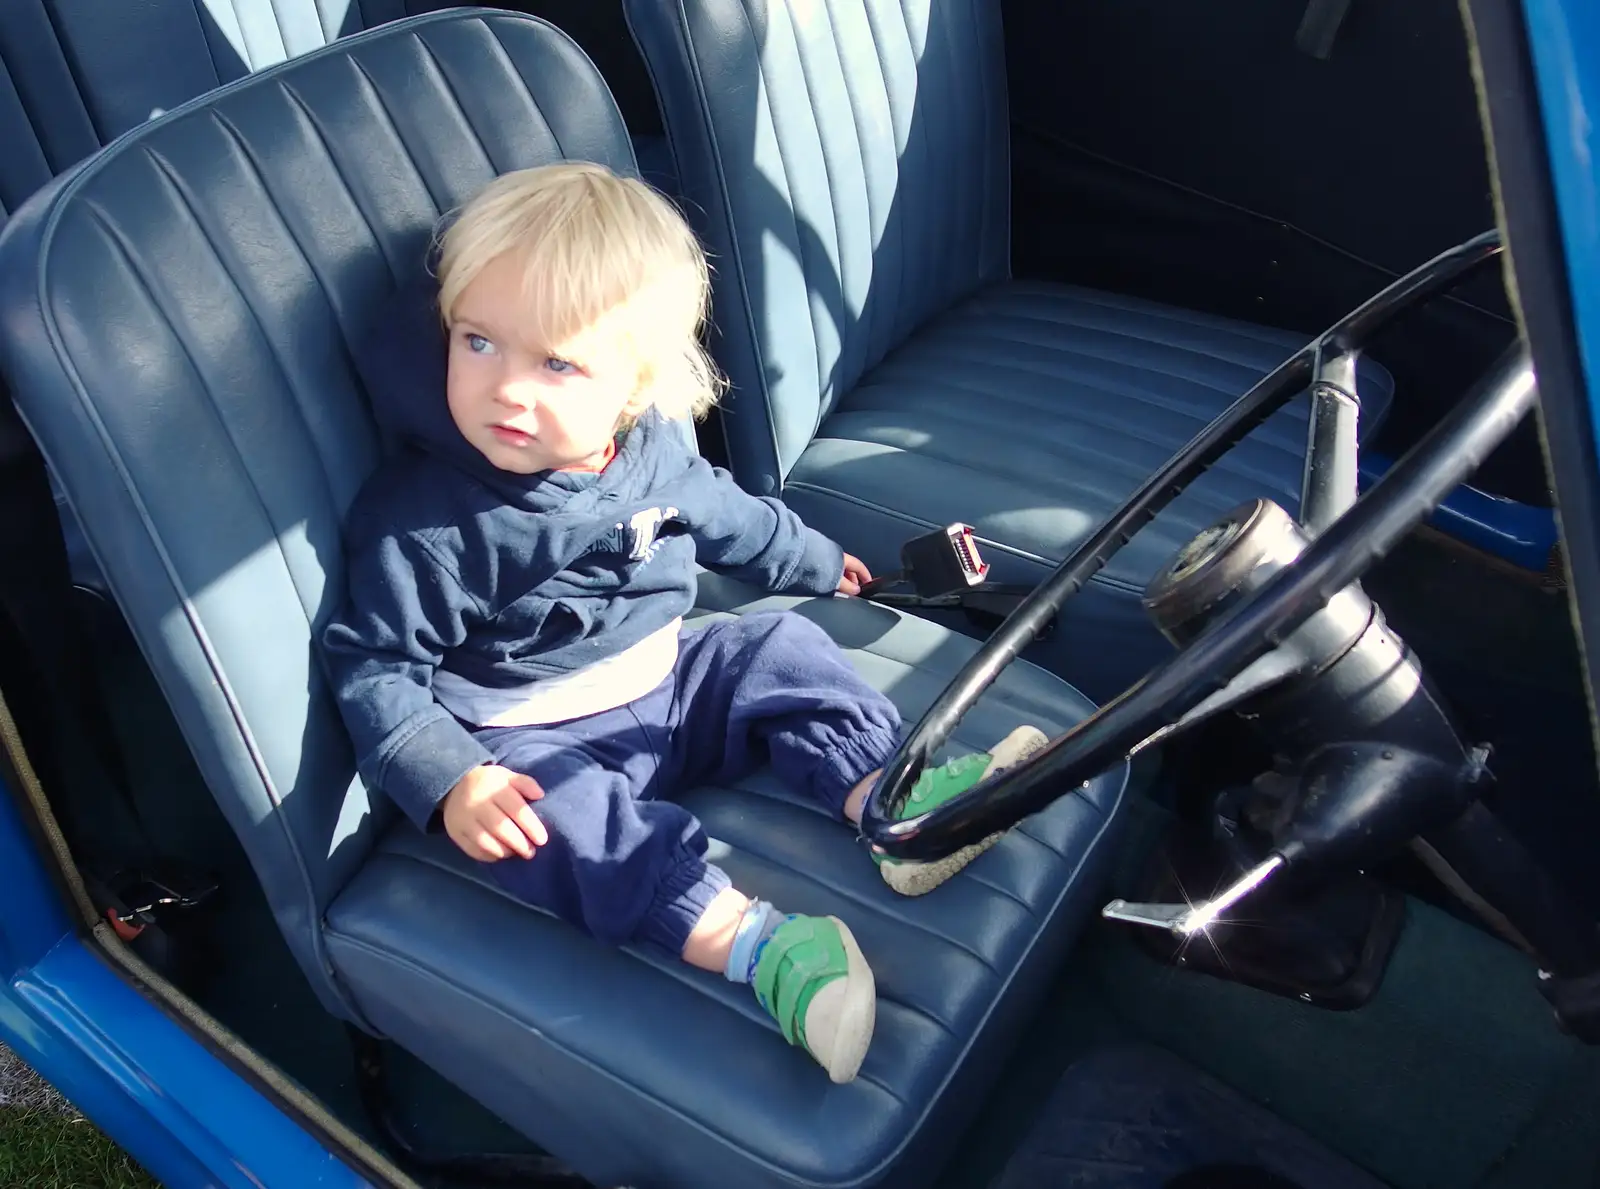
[1,1,426,218]
[1,1,441,580]
[2,0,674,224]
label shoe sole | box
[880,726,1051,898]
[816,916,876,1084]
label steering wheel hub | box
[1143,499,1307,646]
[1166,519,1242,581]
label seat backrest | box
[0,8,638,1021]
[0,4,101,219]
[625,0,1012,495]
[0,0,432,221]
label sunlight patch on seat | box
[328,776,373,858]
[198,0,354,72]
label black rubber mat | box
[993,1043,1388,1189]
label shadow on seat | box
[0,11,1130,1189]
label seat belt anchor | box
[102,864,220,931]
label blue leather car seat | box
[624,0,1396,700]
[0,0,672,587]
[0,0,438,221]
[0,0,442,580]
[0,0,677,469]
[0,13,1129,1189]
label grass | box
[0,1106,158,1188]
[0,1047,157,1189]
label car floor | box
[936,799,1600,1189]
[74,529,1600,1189]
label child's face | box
[445,253,644,475]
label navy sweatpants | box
[474,611,902,956]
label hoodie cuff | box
[377,713,494,832]
[781,528,847,595]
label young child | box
[322,162,1045,1084]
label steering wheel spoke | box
[1135,646,1308,756]
[1300,346,1363,535]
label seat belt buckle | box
[858,525,1053,637]
[900,523,990,598]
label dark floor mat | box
[994,1044,1388,1189]
[1087,902,1600,1188]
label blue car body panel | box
[1525,0,1600,441]
[0,1,1596,1185]
[0,772,376,1187]
[1359,451,1560,570]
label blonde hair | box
[435,162,723,422]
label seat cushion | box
[324,573,1129,1189]
[783,280,1396,700]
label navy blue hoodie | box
[322,273,844,830]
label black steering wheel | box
[861,229,1537,863]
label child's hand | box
[838,553,873,596]
[442,764,548,862]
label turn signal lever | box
[1104,741,1489,936]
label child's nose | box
[497,377,540,413]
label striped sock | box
[723,899,787,983]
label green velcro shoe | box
[752,914,875,1084]
[874,725,1049,896]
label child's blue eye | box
[465,333,494,355]
[545,357,575,375]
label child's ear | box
[622,363,655,417]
